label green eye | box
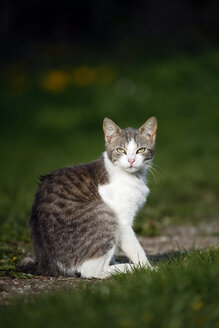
[117,148,126,154]
[137,148,146,154]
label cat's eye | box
[117,148,126,154]
[136,148,146,154]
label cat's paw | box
[142,264,158,271]
[150,265,158,272]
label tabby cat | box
[20,117,157,278]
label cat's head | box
[103,117,157,173]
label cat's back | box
[30,156,109,222]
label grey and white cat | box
[20,117,157,278]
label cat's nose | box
[128,158,135,166]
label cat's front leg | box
[119,224,153,269]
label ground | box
[1,221,218,306]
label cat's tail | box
[18,256,37,274]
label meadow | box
[0,47,219,326]
[0,250,218,328]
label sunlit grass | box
[0,249,219,328]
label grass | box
[1,48,219,241]
[0,47,219,326]
[0,249,219,328]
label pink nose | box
[128,158,135,166]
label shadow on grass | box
[114,250,187,267]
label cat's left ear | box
[103,118,121,143]
[139,117,157,142]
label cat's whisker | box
[149,165,161,177]
[147,166,159,183]
[145,163,164,184]
[148,168,156,183]
[150,163,164,180]
[151,163,165,176]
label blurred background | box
[0,0,219,241]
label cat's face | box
[103,117,157,173]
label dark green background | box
[1,49,219,241]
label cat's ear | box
[139,117,157,142]
[103,118,121,143]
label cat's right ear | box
[139,117,157,143]
[103,118,121,143]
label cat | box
[19,117,157,278]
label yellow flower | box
[72,66,96,86]
[41,70,70,92]
[191,300,204,311]
[12,256,17,262]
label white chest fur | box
[98,153,150,226]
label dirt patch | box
[139,221,219,256]
[0,276,97,306]
[0,221,218,305]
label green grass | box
[0,48,219,326]
[1,249,219,328]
